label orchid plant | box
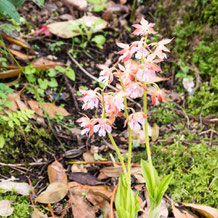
[77,18,173,218]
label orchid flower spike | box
[151,89,166,106]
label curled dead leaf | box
[47,160,68,184]
[183,203,218,218]
[35,182,68,204]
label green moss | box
[151,101,179,125]
[0,192,33,217]
[134,141,218,207]
[187,76,218,116]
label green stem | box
[143,84,156,190]
[119,75,132,185]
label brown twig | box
[48,203,55,218]
[110,184,118,218]
[0,161,47,167]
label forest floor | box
[0,0,217,217]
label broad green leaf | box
[32,0,44,7]
[156,173,173,205]
[115,174,140,218]
[141,160,154,195]
[48,78,58,88]
[8,0,24,8]
[0,0,20,22]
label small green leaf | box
[65,68,75,81]
[91,35,106,46]
[0,134,5,148]
[93,4,107,12]
[48,78,58,88]
[47,69,57,77]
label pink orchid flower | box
[78,89,100,110]
[151,89,166,106]
[93,118,113,137]
[76,116,93,136]
[125,82,144,99]
[34,25,50,36]
[97,64,114,84]
[150,38,172,59]
[132,18,157,36]
[117,42,138,62]
[136,68,156,82]
[125,112,146,131]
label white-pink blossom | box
[125,83,144,99]
[93,119,112,137]
[78,89,99,110]
[97,64,113,84]
[136,68,156,82]
[125,112,146,131]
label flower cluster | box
[77,18,171,137]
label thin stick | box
[48,203,55,218]
[110,184,118,218]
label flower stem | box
[107,133,128,181]
[119,75,132,185]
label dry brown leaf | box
[0,181,31,196]
[2,34,31,49]
[98,166,142,180]
[183,203,218,218]
[8,48,35,60]
[65,0,87,11]
[27,100,70,118]
[6,93,19,111]
[86,191,110,217]
[31,57,65,67]
[69,172,104,185]
[47,160,68,184]
[0,200,14,217]
[83,151,95,162]
[71,163,88,173]
[69,190,95,218]
[151,123,159,141]
[172,201,197,218]
[68,181,112,199]
[28,100,44,117]
[35,182,68,204]
[32,208,48,218]
[47,16,107,39]
[0,69,22,79]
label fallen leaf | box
[28,100,70,118]
[65,0,87,11]
[183,203,218,218]
[8,48,35,60]
[0,200,14,217]
[48,16,107,38]
[69,172,105,185]
[31,57,65,67]
[68,181,112,199]
[172,201,197,218]
[98,166,142,180]
[86,191,110,217]
[2,34,31,49]
[0,181,31,196]
[35,182,68,204]
[69,190,95,218]
[83,151,95,162]
[32,208,48,218]
[47,160,68,184]
[151,123,159,141]
[71,163,88,173]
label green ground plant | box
[0,191,33,217]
